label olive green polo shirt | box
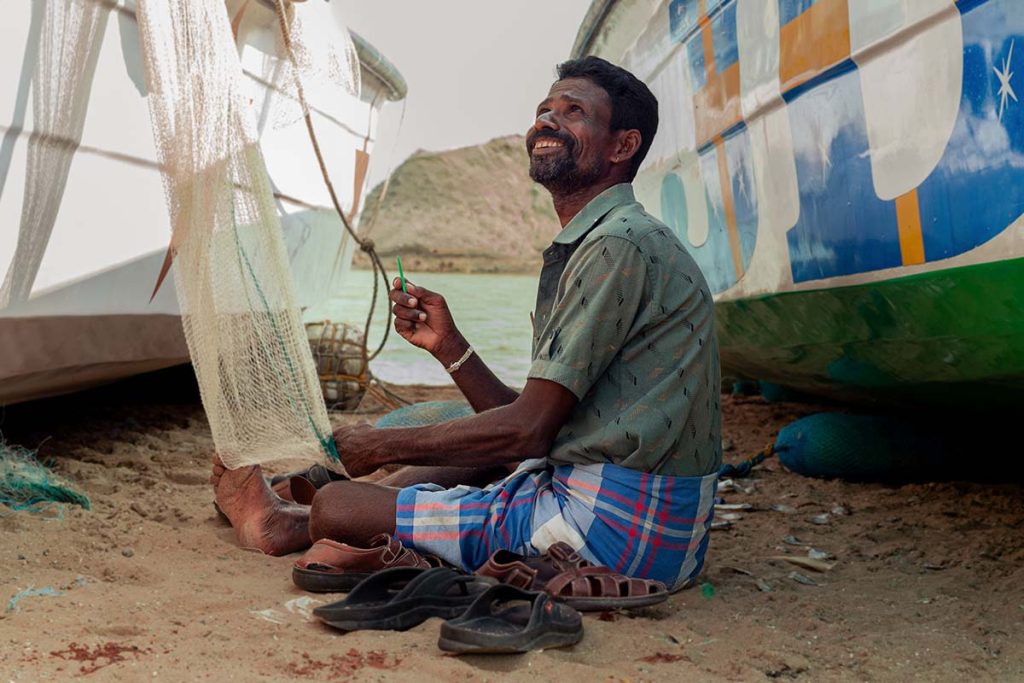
[529,183,721,477]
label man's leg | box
[307,465,510,546]
[308,480,400,546]
[211,457,506,553]
[375,465,507,489]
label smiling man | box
[212,56,721,591]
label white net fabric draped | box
[0,0,111,307]
[135,0,342,470]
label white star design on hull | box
[994,39,1017,122]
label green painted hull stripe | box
[715,258,1024,405]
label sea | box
[305,269,538,387]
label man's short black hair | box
[556,56,658,179]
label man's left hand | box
[332,423,381,478]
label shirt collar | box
[552,183,636,245]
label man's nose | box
[533,110,559,131]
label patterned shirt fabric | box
[528,183,722,477]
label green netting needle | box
[396,255,407,293]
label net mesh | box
[0,0,110,307]
[135,0,341,470]
[257,1,361,131]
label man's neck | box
[551,178,624,227]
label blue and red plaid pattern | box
[395,459,718,591]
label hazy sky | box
[343,0,594,185]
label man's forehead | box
[542,78,609,106]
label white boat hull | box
[0,0,404,404]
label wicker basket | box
[304,321,368,411]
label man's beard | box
[527,133,603,195]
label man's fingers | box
[390,278,442,305]
[391,277,422,295]
[392,302,427,322]
[394,318,417,333]
[388,288,418,308]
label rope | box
[272,1,408,406]
[718,442,782,479]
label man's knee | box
[308,481,352,542]
[308,480,398,545]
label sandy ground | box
[0,370,1022,682]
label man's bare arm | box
[389,279,519,411]
[334,378,577,477]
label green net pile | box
[0,442,90,513]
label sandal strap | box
[480,563,537,590]
[392,567,476,601]
[340,566,428,604]
[546,569,663,599]
[295,534,431,573]
[458,583,548,623]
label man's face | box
[526,78,616,194]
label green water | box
[306,269,538,386]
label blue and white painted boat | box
[573,0,1024,406]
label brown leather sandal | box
[476,542,669,611]
[293,534,444,593]
[270,464,347,503]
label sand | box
[1,372,1022,681]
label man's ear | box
[610,129,642,166]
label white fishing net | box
[135,0,343,470]
[0,0,111,307]
[257,0,361,131]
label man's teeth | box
[534,139,563,149]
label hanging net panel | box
[0,0,110,307]
[135,0,342,470]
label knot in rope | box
[358,238,375,253]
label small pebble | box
[810,514,831,525]
[17,554,25,561]
[722,439,735,452]
[122,548,135,558]
[789,571,819,586]
[783,535,807,546]
[755,578,773,593]
[831,505,850,516]
[771,504,797,514]
[715,502,752,511]
[808,548,835,561]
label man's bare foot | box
[210,456,311,556]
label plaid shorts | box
[395,459,718,591]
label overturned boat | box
[573,0,1024,406]
[0,0,406,405]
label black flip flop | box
[438,584,583,654]
[312,566,494,632]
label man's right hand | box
[389,278,469,366]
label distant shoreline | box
[351,253,541,276]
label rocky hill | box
[353,135,559,273]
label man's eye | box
[570,105,583,114]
